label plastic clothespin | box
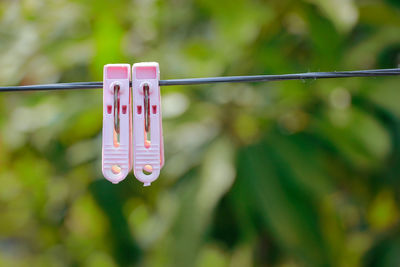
[102,64,132,183]
[132,62,164,186]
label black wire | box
[160,68,400,86]
[0,68,399,92]
[0,82,102,92]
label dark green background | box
[0,0,400,266]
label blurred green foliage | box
[0,0,400,266]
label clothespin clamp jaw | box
[102,64,132,183]
[132,62,164,186]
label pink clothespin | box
[102,64,132,183]
[132,62,164,186]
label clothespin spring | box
[114,84,120,136]
[143,83,150,133]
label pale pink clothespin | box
[132,62,164,186]
[102,64,132,183]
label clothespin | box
[102,64,132,183]
[132,62,164,186]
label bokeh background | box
[0,0,400,266]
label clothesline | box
[0,68,398,92]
